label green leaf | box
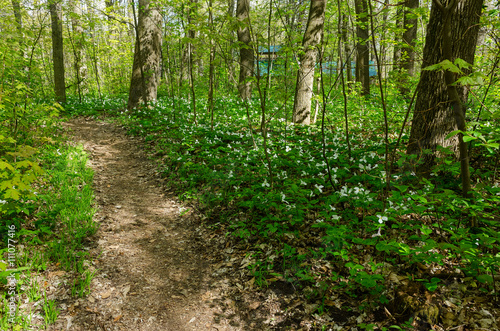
[424,60,462,73]
[0,161,15,171]
[483,143,499,149]
[423,63,442,71]
[477,274,493,284]
[441,60,462,73]
[4,188,20,200]
[394,184,408,193]
[445,130,462,140]
[454,58,472,70]
[0,267,30,279]
[463,136,477,142]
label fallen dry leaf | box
[249,301,260,310]
[48,270,66,278]
[101,290,112,299]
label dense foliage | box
[1,0,500,328]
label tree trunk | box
[127,0,162,110]
[400,0,418,76]
[392,4,402,71]
[292,0,327,125]
[69,0,87,99]
[226,0,236,89]
[354,0,369,96]
[11,0,23,57]
[49,0,66,104]
[237,0,254,99]
[208,0,216,127]
[407,0,484,173]
[181,0,198,84]
[12,0,22,34]
[341,14,353,83]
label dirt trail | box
[57,118,246,331]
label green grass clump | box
[1,126,98,330]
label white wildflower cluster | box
[277,170,288,180]
[280,192,288,204]
[329,205,341,221]
[338,185,372,201]
[385,199,410,213]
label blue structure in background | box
[256,46,282,76]
[255,46,377,77]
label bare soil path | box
[56,118,248,331]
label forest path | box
[58,118,245,331]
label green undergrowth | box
[65,94,127,117]
[75,92,499,324]
[1,103,98,330]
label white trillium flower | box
[314,184,324,193]
[377,215,388,224]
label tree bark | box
[127,0,162,110]
[11,0,23,57]
[226,0,236,88]
[236,0,254,99]
[392,4,402,71]
[208,0,216,127]
[69,0,87,99]
[292,0,327,125]
[181,0,198,84]
[49,0,66,104]
[341,14,353,83]
[400,0,418,76]
[354,0,369,96]
[407,0,484,173]
[12,0,22,34]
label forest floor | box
[49,117,309,331]
[38,116,499,331]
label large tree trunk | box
[400,0,418,76]
[236,0,254,100]
[292,0,327,125]
[49,0,66,104]
[127,0,162,110]
[407,0,484,172]
[354,0,369,96]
